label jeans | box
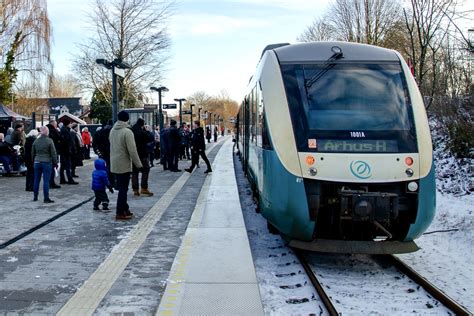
[115,172,131,215]
[0,155,11,173]
[33,162,52,200]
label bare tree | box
[297,17,333,42]
[48,73,82,97]
[72,0,173,107]
[0,0,52,101]
[403,0,459,106]
[298,0,402,45]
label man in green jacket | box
[109,111,143,220]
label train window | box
[281,62,418,153]
[257,83,263,147]
[299,63,412,131]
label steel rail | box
[293,249,339,316]
[386,255,471,316]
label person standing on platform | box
[91,158,114,211]
[185,120,212,174]
[160,124,169,170]
[93,120,114,188]
[109,111,142,220]
[46,120,61,189]
[131,118,154,197]
[24,129,39,191]
[145,125,155,167]
[214,126,218,142]
[153,126,160,165]
[206,126,211,143]
[167,120,181,172]
[32,126,58,203]
[59,119,78,185]
[70,123,83,178]
[81,127,92,159]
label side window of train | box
[251,87,257,143]
[257,81,263,147]
[258,81,272,150]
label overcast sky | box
[47,0,330,104]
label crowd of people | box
[92,111,214,220]
[0,119,92,202]
[1,112,219,220]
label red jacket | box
[82,131,92,145]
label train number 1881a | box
[350,132,366,138]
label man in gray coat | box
[109,111,143,220]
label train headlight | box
[309,167,317,176]
[406,168,414,177]
[407,181,418,192]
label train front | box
[263,42,436,254]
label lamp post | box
[198,107,202,127]
[96,58,131,123]
[150,86,169,131]
[208,111,212,128]
[190,103,195,124]
[174,98,186,126]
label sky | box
[47,0,330,104]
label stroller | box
[0,145,27,176]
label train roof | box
[268,41,399,63]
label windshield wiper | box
[304,46,344,99]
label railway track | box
[381,255,471,316]
[294,249,471,315]
[294,249,339,316]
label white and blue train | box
[236,42,436,254]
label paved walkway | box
[157,139,264,315]
[0,138,225,314]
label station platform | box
[157,139,264,315]
[0,137,264,315]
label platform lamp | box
[96,58,131,123]
[174,98,186,126]
[150,86,169,131]
[190,103,195,125]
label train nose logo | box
[350,160,372,179]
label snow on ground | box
[398,191,474,311]
[234,155,328,315]
[236,159,473,314]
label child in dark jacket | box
[91,158,114,211]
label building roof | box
[58,112,87,125]
[0,103,30,120]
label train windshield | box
[281,62,418,153]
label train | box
[236,42,436,254]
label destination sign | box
[182,110,192,115]
[317,139,399,153]
[162,103,177,109]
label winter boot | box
[140,188,154,197]
[133,190,140,196]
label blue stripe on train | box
[259,149,314,241]
[405,163,436,240]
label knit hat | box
[118,111,129,122]
[170,120,177,126]
[136,118,145,127]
